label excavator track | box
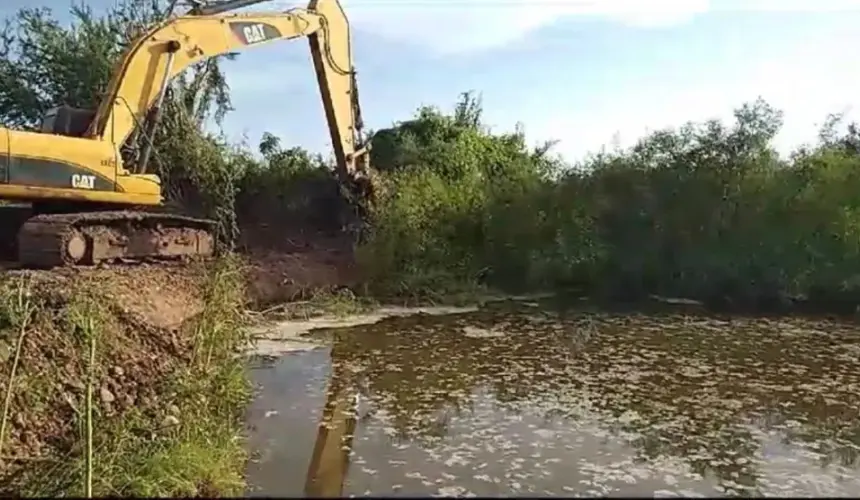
[17,210,216,269]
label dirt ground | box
[0,262,204,466]
[21,262,209,327]
[1,227,359,314]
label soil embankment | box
[0,264,205,444]
[0,225,356,495]
[241,230,359,308]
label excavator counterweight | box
[0,0,369,268]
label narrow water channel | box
[245,303,860,497]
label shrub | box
[359,94,860,308]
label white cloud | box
[223,0,860,159]
[262,0,860,55]
[221,0,835,69]
[265,0,711,55]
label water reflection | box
[248,305,860,497]
[304,353,358,497]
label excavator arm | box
[88,0,367,181]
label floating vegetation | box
[248,307,860,497]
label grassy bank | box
[0,257,249,496]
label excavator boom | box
[89,0,366,181]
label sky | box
[5,0,860,161]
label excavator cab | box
[39,106,96,137]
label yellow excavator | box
[0,0,369,268]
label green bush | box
[361,93,574,296]
[235,132,348,237]
[358,93,860,309]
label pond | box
[244,302,860,497]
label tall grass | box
[0,277,36,458]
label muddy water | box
[245,303,860,497]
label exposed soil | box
[25,261,209,329]
[235,176,361,307]
[0,262,209,475]
[240,229,359,307]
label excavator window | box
[39,106,96,137]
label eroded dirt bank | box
[0,227,357,496]
[0,262,213,495]
[241,232,359,308]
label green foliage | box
[360,91,601,298]
[359,92,860,309]
[0,4,121,128]
[233,131,350,237]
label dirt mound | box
[0,263,209,484]
[244,248,357,306]
[0,210,358,490]
[24,262,207,328]
[234,167,363,307]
